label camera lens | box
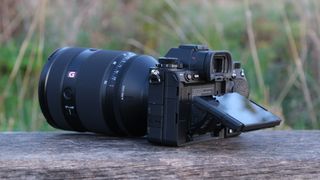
[39,47,157,136]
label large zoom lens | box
[39,47,157,136]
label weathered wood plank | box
[0,130,319,179]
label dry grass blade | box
[314,0,320,40]
[0,4,39,113]
[137,12,180,42]
[244,0,267,104]
[0,4,38,129]
[0,11,22,44]
[61,1,99,45]
[203,0,228,49]
[0,1,38,129]
[308,30,320,86]
[164,0,210,45]
[17,45,37,107]
[275,21,308,106]
[162,13,187,41]
[127,38,160,56]
[275,70,298,106]
[31,0,47,130]
[281,5,317,127]
[16,58,35,130]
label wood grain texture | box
[0,130,319,179]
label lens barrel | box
[39,47,157,136]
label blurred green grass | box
[0,0,319,131]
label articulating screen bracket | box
[192,93,281,132]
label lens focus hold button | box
[63,88,73,100]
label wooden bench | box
[0,130,319,179]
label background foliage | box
[0,0,319,131]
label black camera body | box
[147,45,267,146]
[39,44,281,146]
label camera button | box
[63,88,73,100]
[233,62,241,69]
[232,71,237,79]
[185,73,192,81]
[192,74,199,79]
[149,70,161,84]
[240,70,245,77]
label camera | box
[39,44,281,146]
[147,45,279,145]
